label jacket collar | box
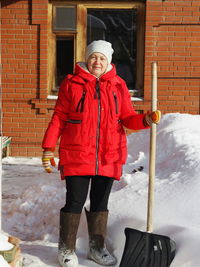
[71,62,120,84]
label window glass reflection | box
[87,9,137,94]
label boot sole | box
[88,254,117,266]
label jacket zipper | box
[113,91,118,114]
[95,79,101,175]
[76,91,86,112]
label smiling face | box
[87,52,108,77]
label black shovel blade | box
[119,228,176,267]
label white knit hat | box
[86,40,114,64]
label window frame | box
[48,1,145,98]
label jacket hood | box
[72,62,118,83]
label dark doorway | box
[56,37,74,88]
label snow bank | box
[0,255,10,267]
[0,233,14,250]
[0,233,14,267]
[2,113,200,267]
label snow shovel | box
[119,62,176,267]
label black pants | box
[61,175,114,214]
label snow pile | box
[2,113,200,267]
[0,233,14,267]
[0,233,13,250]
[0,255,10,267]
[2,160,63,242]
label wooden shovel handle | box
[146,62,157,233]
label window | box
[87,9,137,94]
[49,2,145,97]
[53,6,76,31]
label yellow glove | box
[42,150,56,173]
[144,110,161,126]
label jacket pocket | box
[113,91,118,114]
[67,119,82,124]
[67,112,83,121]
[76,91,86,112]
[60,112,85,147]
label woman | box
[42,40,161,267]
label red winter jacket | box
[42,63,149,180]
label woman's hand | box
[42,150,56,173]
[144,110,161,126]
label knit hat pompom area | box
[86,40,114,64]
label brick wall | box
[135,0,200,114]
[1,0,200,157]
[2,0,55,157]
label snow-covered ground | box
[1,113,200,267]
